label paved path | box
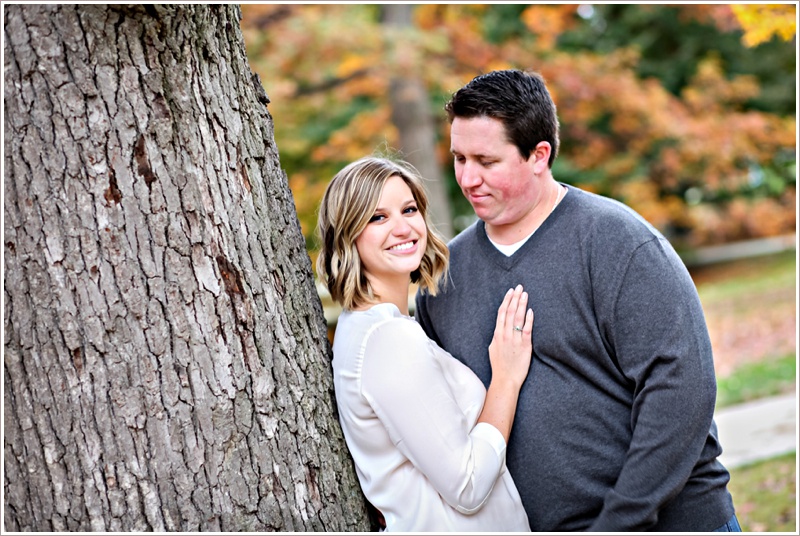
[715,391,796,469]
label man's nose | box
[458,161,481,188]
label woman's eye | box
[403,206,419,215]
[369,214,385,223]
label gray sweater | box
[415,186,735,531]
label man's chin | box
[472,208,497,223]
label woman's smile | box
[388,240,418,252]
[355,175,428,283]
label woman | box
[317,156,533,531]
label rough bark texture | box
[3,4,370,531]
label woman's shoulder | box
[333,305,433,385]
[361,303,425,342]
[337,303,425,348]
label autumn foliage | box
[241,4,796,261]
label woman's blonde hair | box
[316,156,449,310]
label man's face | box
[450,116,539,231]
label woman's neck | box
[357,275,411,315]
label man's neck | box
[486,180,564,245]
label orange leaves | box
[240,4,796,252]
[538,41,795,247]
[676,5,741,32]
[617,180,689,232]
[289,172,329,238]
[336,54,370,79]
[521,5,579,49]
[687,191,797,247]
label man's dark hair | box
[445,69,560,168]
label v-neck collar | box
[474,184,571,271]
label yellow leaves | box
[682,55,760,113]
[418,4,486,33]
[616,181,688,232]
[289,172,329,239]
[311,107,396,163]
[731,4,797,47]
[336,55,370,78]
[333,55,386,98]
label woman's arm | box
[359,287,533,513]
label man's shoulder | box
[447,220,481,253]
[570,187,664,241]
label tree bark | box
[380,4,455,240]
[3,4,370,531]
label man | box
[415,70,739,531]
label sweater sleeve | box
[414,290,440,345]
[360,318,507,515]
[589,238,717,531]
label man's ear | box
[529,141,551,174]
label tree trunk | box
[380,4,454,240]
[3,4,370,531]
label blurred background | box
[240,5,797,531]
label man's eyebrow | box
[451,149,491,159]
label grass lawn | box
[690,250,797,406]
[691,250,797,533]
[728,452,797,533]
[716,352,796,409]
[692,249,797,302]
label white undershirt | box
[489,231,535,256]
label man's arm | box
[589,238,717,531]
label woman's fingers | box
[495,285,535,339]
[513,289,528,335]
[505,285,522,332]
[495,288,514,335]
[523,308,534,336]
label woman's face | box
[355,175,428,285]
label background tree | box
[241,4,795,258]
[381,4,454,239]
[4,4,369,531]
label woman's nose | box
[392,215,412,236]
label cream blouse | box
[332,303,530,532]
